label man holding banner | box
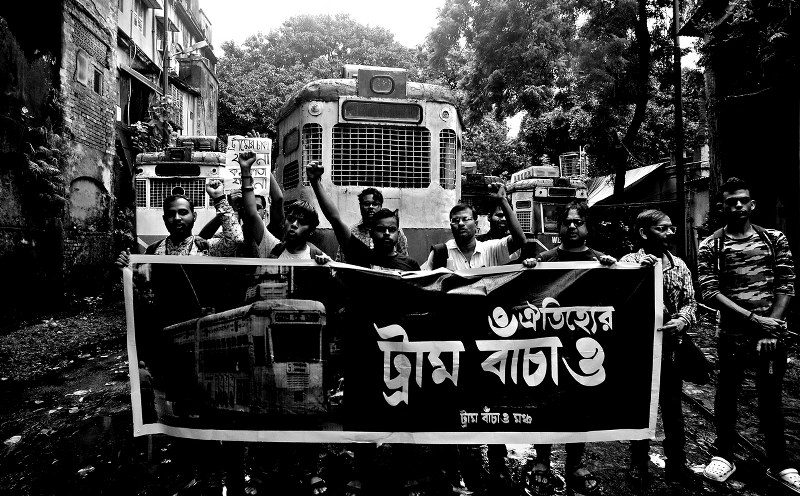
[524,200,615,496]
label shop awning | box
[119,64,163,95]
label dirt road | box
[1,300,798,495]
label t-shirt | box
[697,229,795,317]
[537,246,606,262]
[344,236,420,271]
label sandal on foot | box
[527,466,556,496]
[703,456,736,483]
[776,468,800,494]
[566,471,601,496]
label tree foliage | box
[462,116,525,177]
[428,0,703,186]
[217,14,425,137]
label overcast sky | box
[200,0,446,57]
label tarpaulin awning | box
[587,163,666,207]
[119,64,163,95]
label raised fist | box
[306,161,325,181]
[206,178,225,199]
[237,150,257,169]
[487,181,507,200]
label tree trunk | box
[613,0,651,204]
[703,33,723,229]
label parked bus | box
[163,298,327,417]
[134,135,271,251]
[273,65,464,261]
[507,165,588,251]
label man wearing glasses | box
[421,182,527,270]
[334,186,409,263]
[697,177,799,491]
[524,200,614,496]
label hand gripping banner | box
[124,257,663,444]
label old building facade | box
[0,0,219,318]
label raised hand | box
[206,178,225,199]
[306,161,325,182]
[487,181,507,200]
[237,150,257,170]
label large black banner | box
[124,256,663,443]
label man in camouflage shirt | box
[697,177,799,490]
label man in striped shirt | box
[697,177,799,491]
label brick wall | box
[60,0,120,293]
[61,0,118,160]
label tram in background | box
[273,65,464,262]
[507,164,588,251]
[163,298,327,417]
[134,135,271,251]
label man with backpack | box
[697,177,799,492]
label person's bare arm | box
[267,171,284,240]
[306,161,351,246]
[488,182,526,254]
[237,151,265,247]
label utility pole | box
[162,0,170,98]
[673,0,686,257]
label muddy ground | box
[1,298,799,496]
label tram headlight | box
[308,101,323,116]
[440,108,452,121]
[534,187,548,198]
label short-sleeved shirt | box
[536,246,605,262]
[344,236,420,271]
[422,236,517,270]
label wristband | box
[242,186,254,192]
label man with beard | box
[421,183,527,270]
[334,186,409,263]
[524,200,614,496]
[697,177,799,492]
[306,161,418,271]
[476,204,509,242]
[620,209,698,491]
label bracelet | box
[241,186,254,192]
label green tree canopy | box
[217,14,425,137]
[428,0,703,187]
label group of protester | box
[119,147,799,496]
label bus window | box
[439,129,457,189]
[253,335,267,366]
[270,324,322,362]
[542,203,560,233]
[331,124,430,188]
[302,123,323,174]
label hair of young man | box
[286,200,320,229]
[372,208,400,225]
[449,203,476,220]
[634,209,669,239]
[720,177,750,195]
[557,201,589,225]
[357,187,383,204]
[163,194,194,212]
